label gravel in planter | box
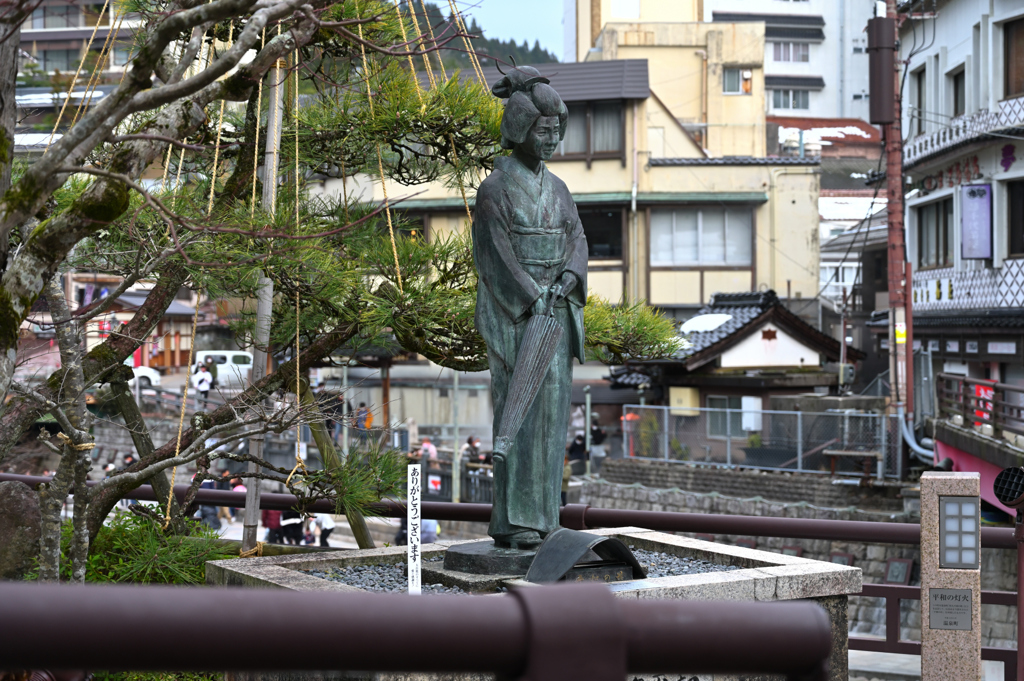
[630,547,741,579]
[303,563,466,595]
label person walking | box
[192,364,213,409]
[567,434,587,475]
[354,402,372,449]
[313,513,336,547]
[280,510,303,545]
[261,509,282,543]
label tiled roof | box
[889,311,1024,329]
[649,156,819,166]
[680,291,781,358]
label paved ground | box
[848,650,1004,680]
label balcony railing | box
[905,95,1024,166]
[937,373,1024,444]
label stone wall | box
[581,468,1019,650]
[599,458,905,511]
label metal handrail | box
[0,582,832,680]
[0,474,1014,548]
[937,373,1024,439]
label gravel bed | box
[630,546,741,578]
[303,563,466,595]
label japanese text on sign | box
[407,464,422,595]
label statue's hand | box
[530,291,549,316]
[556,272,578,299]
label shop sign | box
[962,184,992,259]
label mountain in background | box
[409,2,559,75]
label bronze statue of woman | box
[472,66,588,550]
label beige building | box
[311,7,820,316]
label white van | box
[193,350,254,388]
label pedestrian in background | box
[280,510,303,545]
[354,402,372,449]
[314,513,335,546]
[261,509,282,543]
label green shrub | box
[29,506,235,584]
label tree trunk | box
[35,454,74,582]
[39,275,93,582]
[296,379,374,549]
[109,380,186,533]
[0,23,21,399]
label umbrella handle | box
[543,283,563,317]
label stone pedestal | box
[442,540,536,575]
[920,471,982,681]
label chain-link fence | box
[622,405,902,478]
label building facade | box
[565,0,877,120]
[899,0,1024,391]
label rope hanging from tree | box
[249,27,267,221]
[356,0,403,292]
[46,0,112,150]
[395,2,472,224]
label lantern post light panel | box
[920,472,981,681]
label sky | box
[456,0,567,61]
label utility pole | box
[868,1,914,425]
[241,57,286,554]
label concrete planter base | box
[208,526,860,681]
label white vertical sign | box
[407,464,422,595]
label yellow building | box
[311,16,820,315]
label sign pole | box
[407,464,421,595]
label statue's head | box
[492,64,567,161]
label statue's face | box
[520,115,561,161]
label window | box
[915,68,927,135]
[591,103,622,153]
[43,5,79,28]
[917,197,953,269]
[42,49,77,73]
[650,208,752,266]
[723,68,752,95]
[772,89,809,109]
[579,209,622,259]
[952,69,966,117]
[112,47,131,66]
[1009,178,1024,256]
[1005,17,1024,99]
[772,42,809,62]
[707,396,743,438]
[553,102,624,161]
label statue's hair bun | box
[491,63,550,99]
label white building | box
[702,0,875,120]
[562,0,877,120]
[898,0,1024,388]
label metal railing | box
[3,474,1020,679]
[0,582,831,680]
[854,583,1017,676]
[622,405,901,479]
[904,94,1024,166]
[937,373,1024,442]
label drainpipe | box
[898,404,935,464]
[695,50,708,148]
[631,99,639,303]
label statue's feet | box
[494,529,542,550]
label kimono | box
[472,154,588,543]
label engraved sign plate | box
[929,588,972,630]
